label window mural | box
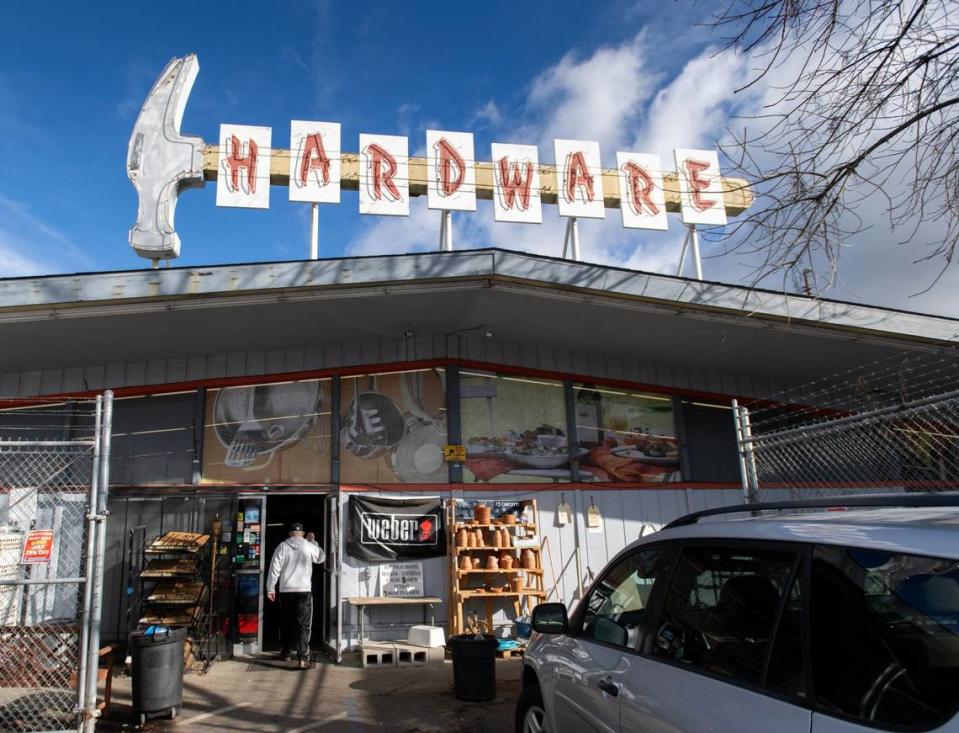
[574,385,680,482]
[339,369,447,483]
[202,379,332,484]
[461,373,570,483]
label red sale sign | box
[21,530,54,564]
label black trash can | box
[130,626,186,724]
[448,634,498,702]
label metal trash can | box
[130,626,186,725]
[448,634,498,702]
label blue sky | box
[2,1,956,316]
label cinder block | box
[394,642,443,666]
[361,643,397,668]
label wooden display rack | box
[447,499,546,637]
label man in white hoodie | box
[267,522,325,668]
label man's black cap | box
[289,522,304,532]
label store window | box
[339,369,447,483]
[202,378,332,485]
[653,545,801,691]
[580,547,671,650]
[811,545,959,729]
[574,385,680,483]
[461,372,568,483]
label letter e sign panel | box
[427,130,476,212]
[674,148,727,226]
[289,120,341,204]
[216,124,272,209]
[359,134,410,216]
[555,139,605,219]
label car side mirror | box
[532,603,569,634]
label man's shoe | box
[280,650,294,662]
[298,658,311,670]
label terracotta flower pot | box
[521,548,536,570]
[474,504,491,524]
[499,553,514,569]
[460,555,473,570]
[511,576,525,593]
[486,555,499,570]
[456,528,468,547]
[503,513,517,525]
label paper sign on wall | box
[617,152,668,230]
[379,561,425,598]
[492,143,542,224]
[359,134,409,216]
[21,529,54,564]
[586,503,604,534]
[674,148,727,226]
[216,124,272,209]
[289,120,341,203]
[555,139,605,219]
[427,130,476,211]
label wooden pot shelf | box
[449,500,547,636]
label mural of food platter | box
[465,425,679,482]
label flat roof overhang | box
[0,249,955,384]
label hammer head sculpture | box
[127,54,205,261]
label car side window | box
[579,547,671,651]
[652,545,802,692]
[811,545,959,729]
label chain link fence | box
[735,351,959,502]
[0,395,112,733]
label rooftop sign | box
[127,54,753,266]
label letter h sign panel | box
[216,124,272,209]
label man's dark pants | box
[279,592,313,660]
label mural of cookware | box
[341,370,448,481]
[214,381,323,470]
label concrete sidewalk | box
[98,654,521,732]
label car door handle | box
[597,680,619,697]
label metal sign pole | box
[562,218,580,261]
[676,228,690,276]
[688,223,703,280]
[731,399,752,506]
[310,203,319,260]
[439,210,453,252]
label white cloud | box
[344,29,959,317]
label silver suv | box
[518,495,959,733]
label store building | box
[0,247,955,659]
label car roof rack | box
[664,491,959,530]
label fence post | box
[732,399,758,505]
[82,391,113,733]
[76,396,102,724]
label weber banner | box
[347,495,446,562]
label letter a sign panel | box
[289,120,341,204]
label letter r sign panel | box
[216,124,272,209]
[674,148,727,226]
[289,120,341,204]
[427,130,476,211]
[617,152,667,230]
[359,133,410,216]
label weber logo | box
[360,512,439,546]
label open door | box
[321,491,341,662]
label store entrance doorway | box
[261,493,329,655]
